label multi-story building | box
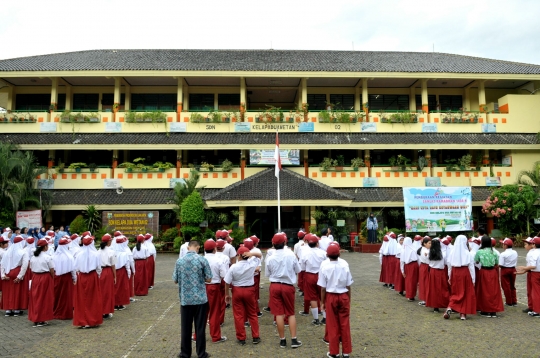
[1,50,539,243]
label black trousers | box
[180,303,209,358]
[367,229,377,243]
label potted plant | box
[318,110,332,123]
[28,114,36,122]
[57,162,65,173]
[396,154,409,170]
[151,111,167,123]
[319,157,336,171]
[133,157,147,171]
[60,110,72,122]
[389,156,398,170]
[88,163,97,172]
[458,154,472,170]
[190,113,204,123]
[336,112,353,123]
[153,161,175,172]
[201,162,214,171]
[73,112,84,122]
[444,158,458,171]
[87,112,100,122]
[69,162,87,173]
[335,155,345,171]
[118,162,135,172]
[350,157,364,170]
[221,159,233,172]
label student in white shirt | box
[244,237,264,317]
[203,239,228,343]
[0,235,29,317]
[298,234,326,325]
[498,238,518,307]
[425,239,449,312]
[99,234,117,319]
[319,228,333,252]
[28,239,55,327]
[417,237,431,306]
[517,237,540,315]
[53,238,77,320]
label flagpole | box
[277,171,281,232]
[275,129,282,232]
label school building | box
[0,49,539,243]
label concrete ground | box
[1,249,537,358]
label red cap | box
[306,234,319,244]
[326,244,340,256]
[216,239,226,248]
[136,234,145,243]
[414,235,422,241]
[47,230,55,236]
[243,238,254,250]
[13,235,24,243]
[144,234,152,240]
[389,233,397,239]
[0,236,7,243]
[329,241,340,248]
[226,236,233,243]
[37,239,48,247]
[82,231,91,237]
[237,246,250,256]
[116,236,125,244]
[101,234,112,243]
[441,237,450,246]
[272,233,287,245]
[26,237,35,245]
[204,239,216,251]
[424,236,432,241]
[3,227,11,232]
[298,231,306,239]
[534,237,540,245]
[500,238,513,246]
[250,235,259,245]
[82,237,94,246]
[59,238,70,245]
[490,238,496,247]
[383,235,389,242]
[114,231,122,237]
[70,234,79,240]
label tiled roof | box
[1,132,537,146]
[338,187,492,203]
[1,50,540,74]
[205,168,353,202]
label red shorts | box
[303,272,321,301]
[269,282,295,316]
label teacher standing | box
[367,213,378,244]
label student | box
[385,233,398,290]
[0,235,9,294]
[378,235,390,287]
[224,246,262,345]
[132,234,149,296]
[417,237,431,306]
[517,237,540,316]
[0,235,29,317]
[298,233,326,325]
[319,228,333,252]
[426,239,449,312]
[53,237,77,320]
[265,232,302,349]
[498,238,518,307]
[144,233,156,289]
[220,230,237,265]
[318,244,353,358]
[69,234,82,259]
[73,235,103,328]
[215,238,230,323]
[293,230,306,296]
[245,236,264,317]
[444,235,476,320]
[412,234,423,253]
[400,237,419,301]
[113,236,131,311]
[37,227,47,239]
[28,239,55,327]
[99,234,117,319]
[474,236,504,317]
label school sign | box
[402,187,473,233]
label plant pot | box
[76,118,84,122]
[335,166,344,171]
[89,118,99,122]
[58,169,64,173]
[400,166,406,171]
[391,166,399,171]
[75,168,82,173]
[126,168,133,173]
[89,168,96,172]
[158,168,165,172]
[144,118,152,122]
[142,168,148,172]
[459,166,465,170]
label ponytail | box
[100,241,107,250]
[34,246,44,257]
[136,242,141,251]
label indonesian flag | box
[274,131,282,178]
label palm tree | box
[516,161,540,197]
[171,169,202,220]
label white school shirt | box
[204,253,228,284]
[222,243,237,261]
[265,248,300,285]
[215,251,231,268]
[0,250,29,279]
[419,247,430,264]
[293,241,305,258]
[99,246,117,267]
[319,236,333,252]
[179,242,189,258]
[223,259,259,286]
[317,259,353,294]
[30,253,54,273]
[299,247,327,273]
[525,248,537,268]
[428,252,446,270]
[498,248,518,267]
[531,249,540,272]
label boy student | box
[318,243,353,358]
[498,238,518,307]
[265,232,302,349]
[203,239,228,343]
[298,233,326,326]
[247,236,264,317]
[293,230,306,296]
[517,236,540,316]
[224,246,262,345]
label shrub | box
[161,227,179,242]
[173,236,183,251]
[181,192,205,224]
[69,215,87,235]
[181,225,201,242]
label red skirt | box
[54,273,74,320]
[254,273,261,301]
[386,255,397,285]
[448,266,477,315]
[404,261,419,299]
[379,255,389,283]
[531,272,540,313]
[115,266,131,306]
[73,271,103,327]
[394,259,405,292]
[134,259,148,296]
[1,266,29,310]
[28,272,54,323]
[426,268,449,309]
[476,268,504,313]
[100,267,115,315]
[146,255,155,287]
[418,263,429,301]
[130,269,135,297]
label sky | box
[1,0,539,64]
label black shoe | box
[480,311,491,317]
[237,340,246,346]
[433,308,440,312]
[322,338,329,345]
[298,311,310,316]
[5,311,13,317]
[280,339,287,349]
[382,284,388,288]
[327,353,339,358]
[253,337,261,344]
[320,317,326,325]
[443,309,451,320]
[312,319,320,326]
[398,291,405,296]
[299,292,304,297]
[504,303,514,307]
[36,322,49,327]
[408,298,415,302]
[226,303,231,309]
[263,307,271,312]
[490,313,498,318]
[13,311,21,317]
[32,322,38,327]
[418,301,425,306]
[522,308,532,313]
[388,285,394,290]
[244,321,250,327]
[117,306,126,311]
[213,336,227,344]
[257,312,263,318]
[291,338,302,348]
[342,354,350,358]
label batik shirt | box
[172,251,212,306]
[474,248,498,268]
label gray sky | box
[1,0,539,64]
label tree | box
[180,191,205,242]
[83,205,102,233]
[481,184,537,235]
[516,161,540,197]
[172,170,202,221]
[69,215,87,234]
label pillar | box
[113,77,121,122]
[50,77,58,112]
[65,84,72,110]
[483,149,490,165]
[240,77,246,121]
[124,81,131,111]
[486,214,494,235]
[478,80,486,112]
[421,79,429,113]
[112,150,118,178]
[241,150,246,180]
[239,206,245,230]
[176,77,183,122]
[362,79,369,114]
[183,80,189,111]
[48,150,55,168]
[176,149,182,179]
[425,149,432,177]
[310,206,317,230]
[182,150,188,167]
[463,87,470,111]
[302,207,310,232]
[354,84,361,111]
[301,78,308,121]
[6,85,14,112]
[409,86,416,111]
[364,149,371,177]
[303,150,309,177]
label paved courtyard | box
[0,249,537,358]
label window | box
[307,94,326,110]
[218,94,240,110]
[73,93,99,110]
[189,94,214,111]
[131,94,176,111]
[15,94,66,111]
[101,93,126,106]
[369,95,409,110]
[439,95,463,111]
[329,94,356,110]
[415,95,437,111]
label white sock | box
[322,311,326,319]
[311,307,318,320]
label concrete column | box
[310,206,317,229]
[112,149,118,178]
[421,79,429,113]
[241,150,246,180]
[301,78,308,120]
[113,77,121,121]
[425,149,432,177]
[124,82,131,111]
[183,150,188,167]
[364,149,371,177]
[409,86,416,111]
[6,85,14,111]
[239,206,245,229]
[183,80,189,110]
[483,149,490,165]
[176,149,182,178]
[362,79,369,113]
[478,80,486,112]
[50,77,58,111]
[240,77,246,121]
[303,150,309,177]
[176,77,183,121]
[65,85,72,110]
[214,93,218,110]
[463,87,470,111]
[354,85,361,111]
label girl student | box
[0,235,29,317]
[98,234,116,319]
[132,234,149,296]
[426,239,449,312]
[400,237,419,301]
[393,235,405,296]
[474,236,504,318]
[28,239,55,327]
[53,237,77,320]
[417,237,431,306]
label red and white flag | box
[274,131,282,178]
